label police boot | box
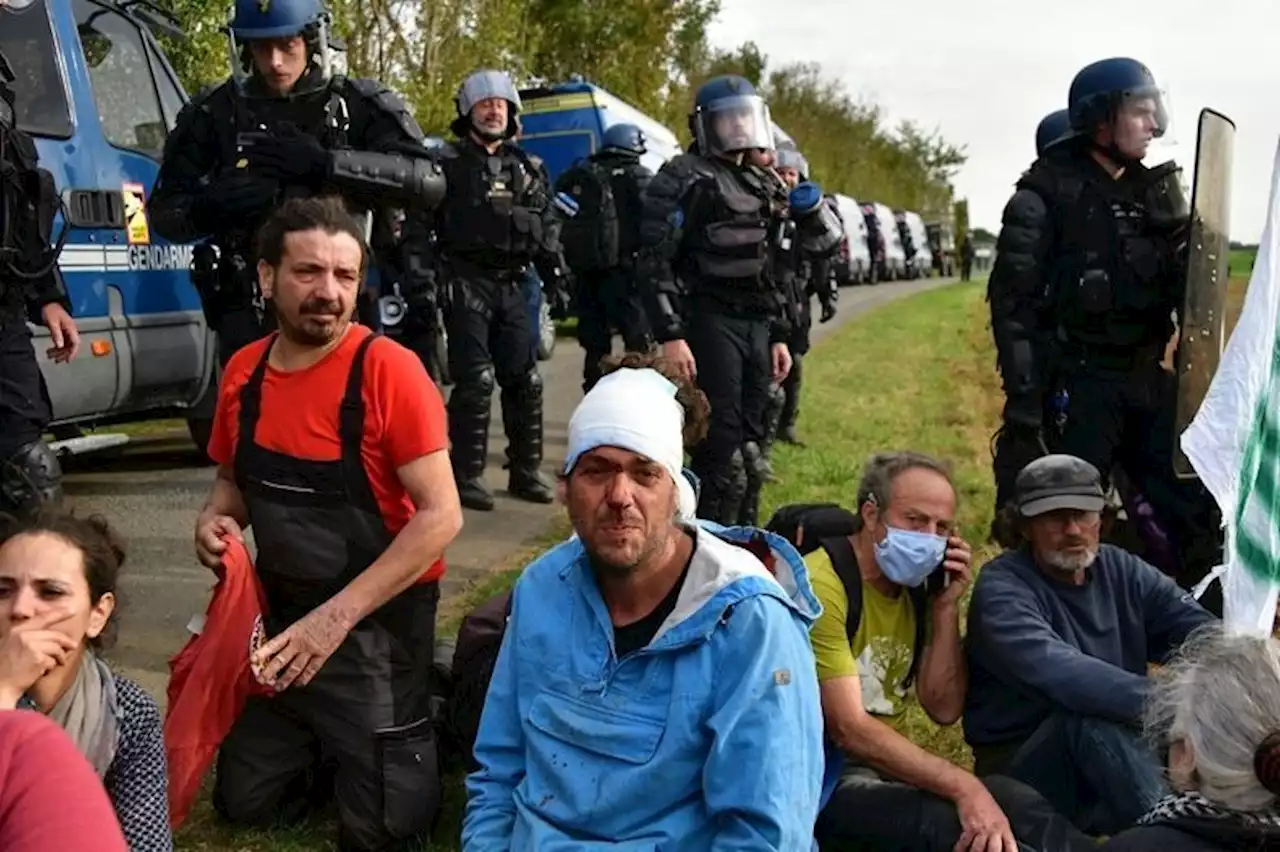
[738,442,769,527]
[449,367,497,511]
[501,370,554,505]
[761,384,785,475]
[0,440,65,516]
[695,451,747,526]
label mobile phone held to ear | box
[926,562,951,597]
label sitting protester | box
[462,365,826,850]
[0,508,172,851]
[1104,626,1280,851]
[965,454,1216,836]
[445,351,708,772]
[807,451,1094,852]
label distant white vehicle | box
[895,210,934,279]
[830,194,872,285]
[862,202,908,280]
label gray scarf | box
[44,653,121,778]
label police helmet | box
[1068,57,1169,140]
[227,0,333,95]
[451,70,521,141]
[691,75,773,158]
[1035,109,1073,157]
[775,148,810,181]
[601,123,647,156]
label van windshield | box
[0,0,74,138]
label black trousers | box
[575,268,652,393]
[1053,362,1222,595]
[214,583,441,852]
[0,320,49,455]
[445,273,543,480]
[686,311,771,523]
[816,770,1096,852]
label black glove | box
[547,285,573,321]
[239,127,330,183]
[195,172,279,231]
[819,301,837,323]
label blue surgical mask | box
[874,525,947,588]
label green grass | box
[175,281,1001,849]
[1229,246,1257,279]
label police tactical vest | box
[437,142,542,268]
[688,161,772,286]
[1021,154,1178,353]
[0,118,58,299]
[557,157,621,271]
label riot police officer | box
[149,0,444,368]
[405,70,571,512]
[0,49,79,515]
[762,147,838,459]
[987,57,1220,593]
[637,76,840,525]
[989,106,1085,529]
[556,122,655,393]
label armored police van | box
[2,0,214,454]
[515,76,683,185]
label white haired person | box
[1103,626,1280,851]
[462,362,827,850]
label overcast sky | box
[708,0,1276,241]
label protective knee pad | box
[0,440,64,515]
[741,441,768,488]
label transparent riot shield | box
[1174,108,1236,479]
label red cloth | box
[163,539,271,830]
[0,710,128,851]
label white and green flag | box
[1182,139,1280,636]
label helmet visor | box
[698,94,772,155]
[1111,86,1173,160]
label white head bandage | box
[564,369,687,509]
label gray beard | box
[1041,546,1099,574]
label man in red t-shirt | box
[193,196,463,851]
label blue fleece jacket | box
[964,544,1215,747]
[462,521,826,851]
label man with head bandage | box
[462,365,827,851]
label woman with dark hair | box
[0,508,171,851]
[1104,626,1280,851]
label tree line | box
[158,0,967,220]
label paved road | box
[59,277,949,702]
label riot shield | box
[1174,108,1236,479]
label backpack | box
[556,158,622,271]
[765,503,929,690]
[442,589,513,772]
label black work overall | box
[211,333,441,852]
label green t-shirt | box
[806,545,917,729]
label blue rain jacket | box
[462,521,826,850]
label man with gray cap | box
[964,454,1216,836]
[462,365,825,850]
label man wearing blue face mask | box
[806,452,1094,852]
